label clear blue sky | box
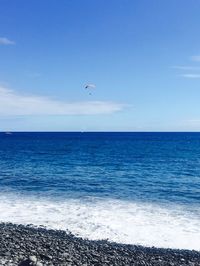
[1,0,200,131]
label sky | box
[1,0,200,131]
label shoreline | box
[0,223,199,265]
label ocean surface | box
[0,132,200,250]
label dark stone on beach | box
[18,255,43,266]
[39,254,52,261]
[18,258,34,266]
[0,222,199,265]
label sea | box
[0,132,200,250]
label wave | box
[0,193,199,250]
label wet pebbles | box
[0,223,199,265]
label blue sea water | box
[0,132,200,250]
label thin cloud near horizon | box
[173,56,200,78]
[0,86,124,116]
[180,74,200,79]
[172,66,200,71]
[0,37,15,45]
[190,55,200,62]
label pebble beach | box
[0,223,200,266]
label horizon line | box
[1,131,200,133]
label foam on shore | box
[0,193,199,251]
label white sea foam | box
[0,193,199,250]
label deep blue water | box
[0,132,200,206]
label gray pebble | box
[0,222,199,266]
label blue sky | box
[1,0,200,131]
